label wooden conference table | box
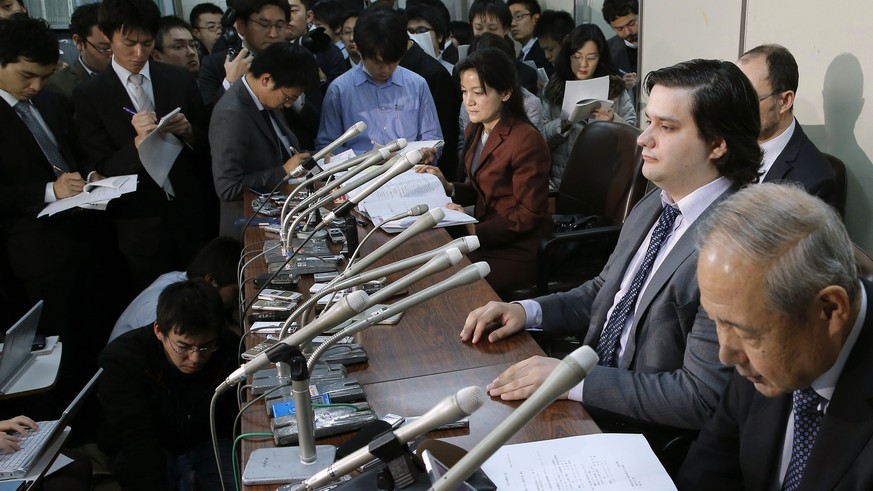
[240,213,600,491]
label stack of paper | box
[561,76,614,123]
[39,174,138,217]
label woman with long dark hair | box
[541,23,636,187]
[417,47,551,297]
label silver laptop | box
[0,368,102,480]
[0,301,42,394]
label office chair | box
[822,153,847,219]
[506,121,649,301]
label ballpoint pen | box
[122,107,137,116]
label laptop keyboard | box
[0,420,58,475]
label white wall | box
[640,0,873,252]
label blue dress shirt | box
[316,63,443,153]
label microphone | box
[291,386,487,491]
[290,121,367,177]
[363,247,462,306]
[431,346,600,491]
[216,290,370,393]
[322,149,422,222]
[330,236,480,292]
[344,208,445,275]
[382,203,429,224]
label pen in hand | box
[122,107,137,116]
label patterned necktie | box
[14,100,70,176]
[782,387,825,491]
[128,73,154,113]
[595,204,681,367]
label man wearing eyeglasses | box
[99,279,240,490]
[45,3,112,103]
[152,16,201,76]
[507,0,553,77]
[736,44,838,209]
[602,0,639,93]
[189,2,223,59]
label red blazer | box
[454,117,552,263]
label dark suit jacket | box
[454,118,551,264]
[44,58,92,104]
[678,279,873,491]
[0,90,81,278]
[74,61,212,220]
[440,43,459,65]
[536,186,735,430]
[400,42,461,180]
[763,121,837,208]
[607,34,637,75]
[210,81,301,236]
[521,39,554,77]
[316,44,349,89]
[516,60,538,96]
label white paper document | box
[480,433,677,491]
[561,76,611,123]
[39,174,138,217]
[138,107,183,196]
[348,168,476,232]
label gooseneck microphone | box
[291,386,487,491]
[431,346,600,491]
[290,121,367,177]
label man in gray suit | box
[461,60,762,447]
[44,3,112,103]
[210,42,317,237]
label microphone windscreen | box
[335,420,393,460]
[456,386,487,415]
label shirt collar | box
[760,118,796,177]
[0,87,22,108]
[241,75,265,111]
[111,57,151,84]
[357,61,401,87]
[812,283,867,403]
[660,175,732,225]
[520,37,537,57]
[78,56,97,77]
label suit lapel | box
[0,98,56,180]
[744,393,793,489]
[31,93,77,171]
[237,83,282,157]
[763,120,803,182]
[801,280,873,490]
[150,62,173,118]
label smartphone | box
[31,334,46,351]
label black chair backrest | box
[822,152,847,218]
[854,243,873,284]
[557,121,648,224]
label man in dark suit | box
[44,3,112,104]
[737,44,838,208]
[678,183,873,491]
[75,0,216,292]
[602,0,639,97]
[460,60,762,462]
[0,15,117,406]
[210,43,316,237]
[507,0,553,76]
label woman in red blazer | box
[417,47,552,297]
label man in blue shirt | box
[316,7,441,161]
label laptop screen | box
[0,301,42,388]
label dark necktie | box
[262,109,291,161]
[782,387,825,491]
[595,204,681,367]
[14,100,70,176]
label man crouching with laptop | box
[98,279,240,490]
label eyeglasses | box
[407,26,433,35]
[195,23,222,32]
[248,17,288,31]
[511,12,532,22]
[571,52,599,63]
[279,87,299,104]
[84,38,112,54]
[758,92,777,101]
[166,336,219,355]
[167,40,200,52]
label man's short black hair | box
[0,16,58,67]
[467,0,511,29]
[506,0,541,17]
[189,2,223,28]
[645,59,762,186]
[69,3,100,40]
[354,7,408,63]
[406,0,451,29]
[601,0,637,24]
[449,20,473,46]
[155,16,194,53]
[237,0,291,22]
[99,0,161,39]
[312,0,344,30]
[186,237,242,287]
[534,9,573,43]
[742,44,800,95]
[155,279,224,337]
[250,42,319,89]
[405,4,448,44]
